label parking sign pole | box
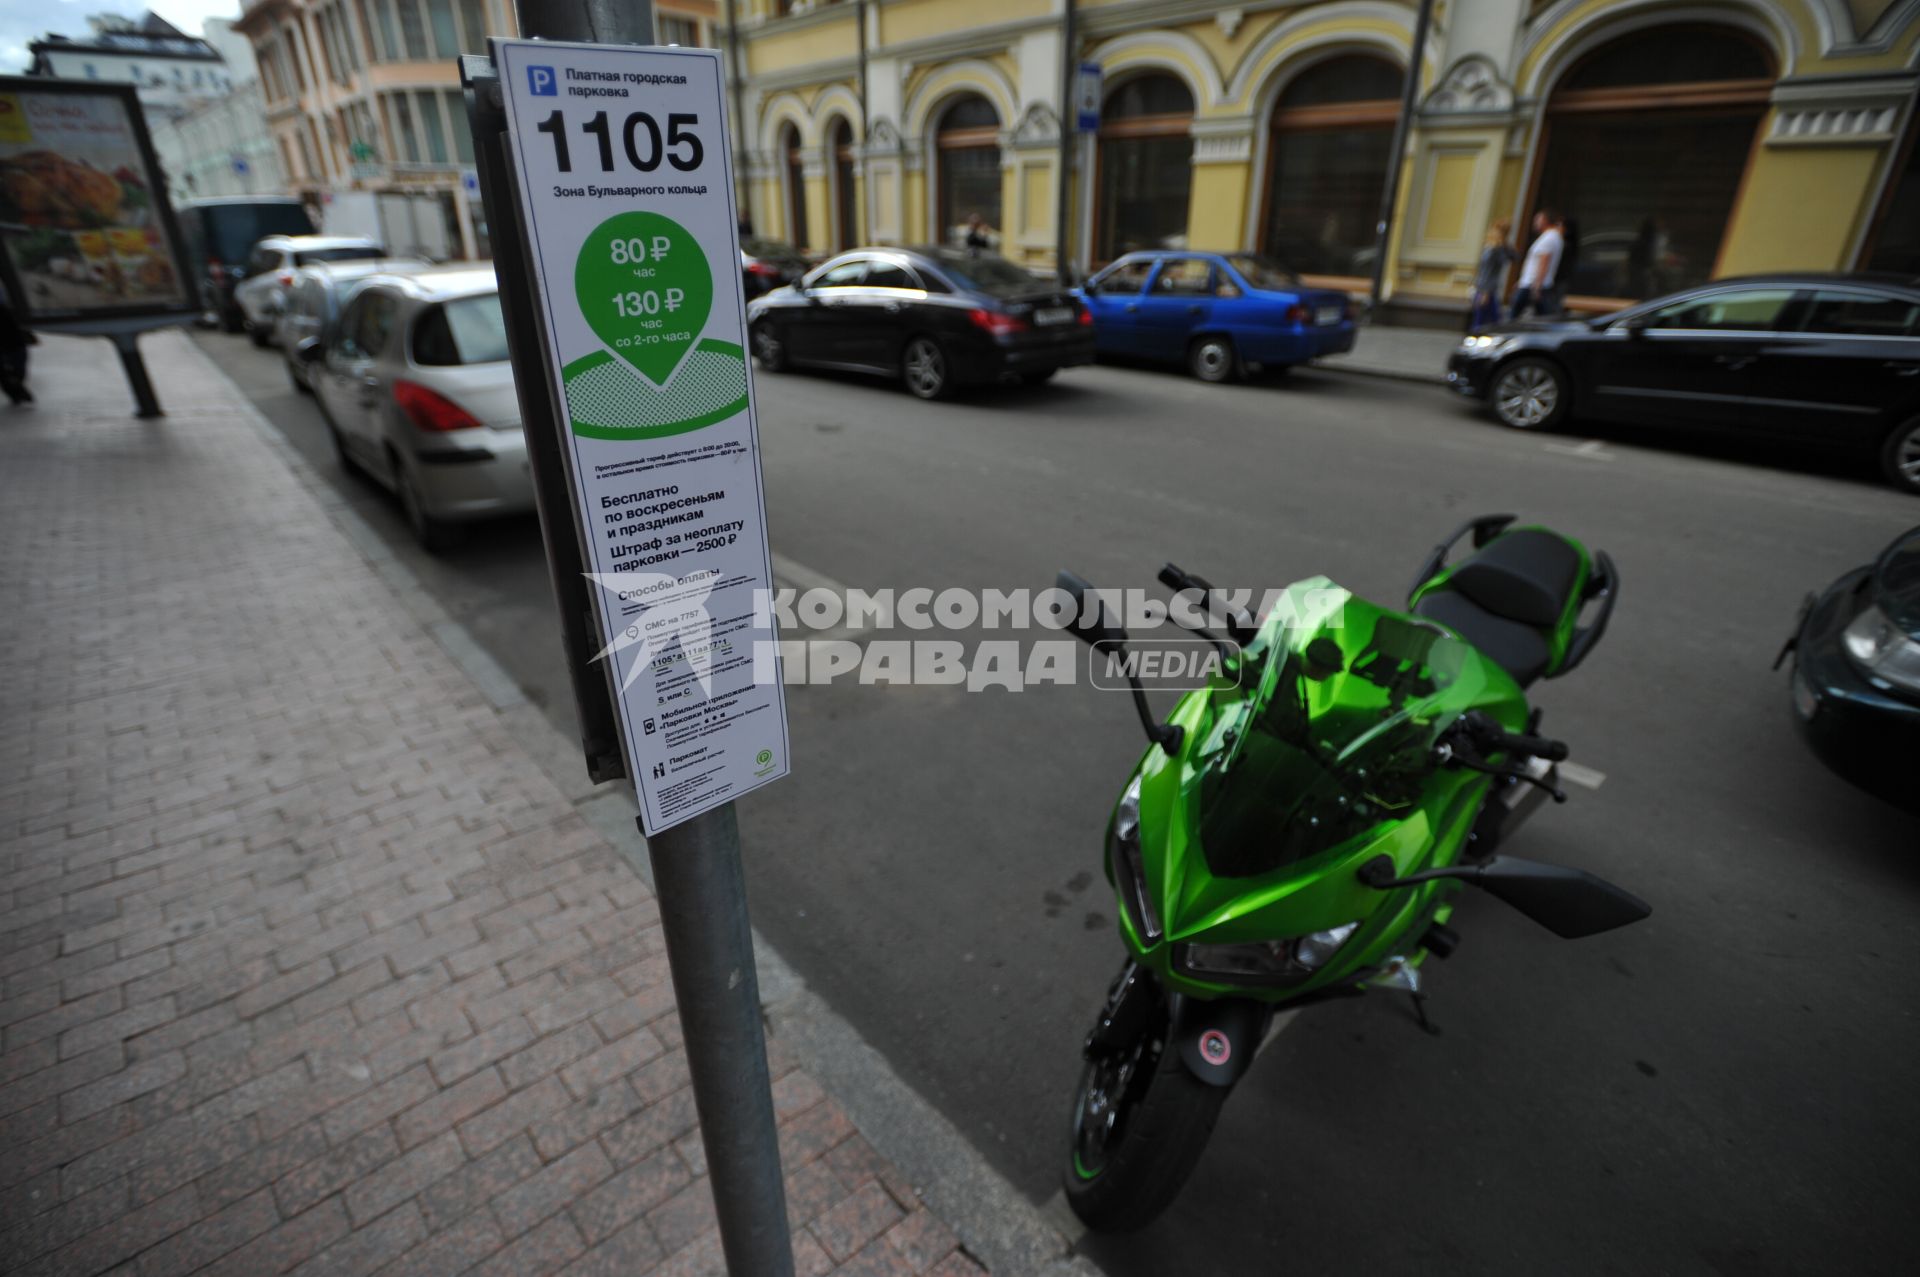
[468,5,795,1274]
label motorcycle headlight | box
[1179,922,1362,986]
[1109,776,1160,941]
[1842,604,1920,694]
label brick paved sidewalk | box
[0,331,985,1277]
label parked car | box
[298,266,531,550]
[1779,524,1920,813]
[276,258,426,393]
[741,238,808,300]
[1447,273,1920,493]
[747,247,1094,400]
[175,196,316,333]
[234,235,387,347]
[1077,251,1357,382]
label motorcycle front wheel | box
[1063,970,1228,1232]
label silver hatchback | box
[302,266,532,550]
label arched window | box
[935,95,1001,248]
[1533,25,1773,301]
[1096,74,1194,260]
[781,123,809,250]
[829,118,857,252]
[1261,54,1404,280]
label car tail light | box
[745,260,780,278]
[969,308,1028,337]
[1077,306,1094,326]
[278,272,294,286]
[1284,303,1312,325]
[393,381,483,432]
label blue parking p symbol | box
[528,66,556,96]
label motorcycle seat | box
[1410,530,1585,687]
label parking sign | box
[496,40,788,835]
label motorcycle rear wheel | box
[1063,974,1227,1231]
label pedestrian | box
[0,280,32,406]
[1547,216,1579,315]
[1510,208,1564,322]
[1470,218,1514,332]
[963,212,991,255]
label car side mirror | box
[296,337,324,364]
[1622,315,1650,336]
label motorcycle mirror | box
[1358,855,1649,939]
[1056,569,1125,647]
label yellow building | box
[726,0,1920,316]
[235,0,719,260]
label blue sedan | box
[1076,251,1357,382]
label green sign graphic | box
[575,211,713,387]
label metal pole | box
[1367,0,1436,317]
[111,332,162,418]
[496,6,794,1274]
[1055,0,1077,285]
[724,0,749,231]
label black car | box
[175,196,317,333]
[741,238,808,300]
[1446,273,1920,493]
[1781,525,1920,813]
[746,246,1094,400]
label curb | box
[183,328,1099,1277]
[1315,359,1449,387]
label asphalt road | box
[197,330,1920,1276]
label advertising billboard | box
[0,78,193,323]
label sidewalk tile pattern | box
[0,333,989,1277]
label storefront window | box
[1262,55,1403,279]
[1533,25,1772,301]
[830,118,858,252]
[936,96,1000,248]
[1096,75,1194,260]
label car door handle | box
[1186,305,1203,316]
[1884,361,1920,377]
[883,301,902,313]
[1712,355,1756,371]
[1124,303,1138,312]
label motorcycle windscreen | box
[1194,589,1491,879]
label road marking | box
[1543,439,1613,460]
[1560,761,1606,790]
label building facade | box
[727,0,1920,314]
[28,12,237,116]
[233,0,720,262]
[150,20,287,204]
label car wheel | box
[393,452,462,553]
[1881,417,1920,495]
[750,321,788,372]
[901,337,952,400]
[1490,357,1569,430]
[1187,335,1237,383]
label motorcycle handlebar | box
[1462,712,1569,762]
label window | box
[389,92,421,163]
[1096,75,1194,261]
[935,96,1000,249]
[658,16,701,47]
[84,63,98,79]
[1262,55,1403,279]
[830,117,857,252]
[443,89,475,165]
[1153,258,1213,294]
[370,0,401,61]
[457,0,489,52]
[865,262,915,290]
[1224,254,1300,291]
[296,247,386,266]
[427,0,459,57]
[922,250,1040,298]
[811,259,869,288]
[781,124,808,249]
[1644,288,1794,331]
[415,90,448,163]
[1533,25,1772,300]
[1091,259,1155,294]
[1798,291,1920,337]
[248,246,282,276]
[397,0,430,59]
[413,294,509,365]
[1865,115,1920,276]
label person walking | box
[0,281,32,406]
[963,212,992,255]
[1510,208,1564,321]
[1470,219,1515,331]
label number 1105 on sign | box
[536,110,703,173]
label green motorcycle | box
[1058,515,1647,1231]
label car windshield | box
[1192,585,1489,878]
[1223,255,1301,291]
[296,246,384,266]
[922,251,1046,298]
[413,294,510,366]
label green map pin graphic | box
[575,211,713,387]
